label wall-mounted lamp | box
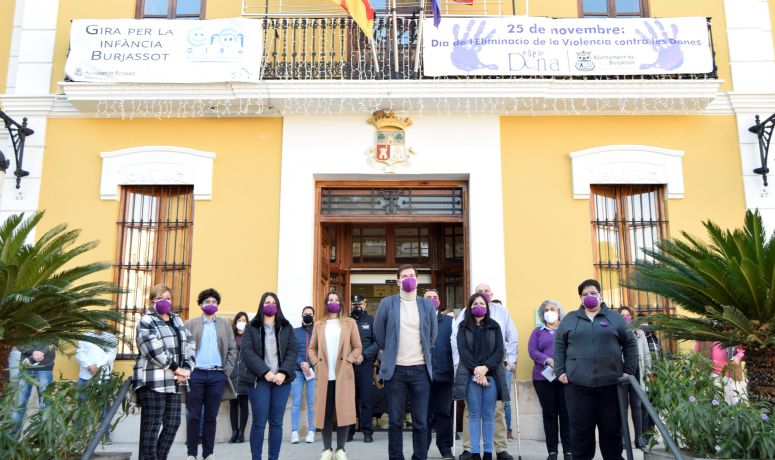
[0,110,33,189]
[748,113,775,187]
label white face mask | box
[544,310,559,324]
[236,322,247,331]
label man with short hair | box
[452,283,517,460]
[424,289,455,460]
[184,288,238,460]
[349,294,379,443]
[374,264,438,460]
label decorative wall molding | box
[99,146,216,200]
[569,145,685,199]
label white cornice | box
[49,79,725,117]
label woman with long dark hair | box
[229,311,250,443]
[241,292,299,460]
[308,290,363,460]
[452,293,509,460]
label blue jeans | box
[385,365,431,460]
[504,368,512,432]
[77,377,111,429]
[467,376,497,454]
[248,379,292,460]
[291,370,315,432]
[11,369,53,435]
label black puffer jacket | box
[239,317,298,388]
[452,318,509,402]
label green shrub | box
[0,371,128,460]
[648,353,775,459]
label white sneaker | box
[291,431,300,444]
[320,449,334,460]
[186,457,197,460]
[335,448,348,460]
[306,430,315,443]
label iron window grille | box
[590,184,670,315]
[113,185,194,359]
[321,187,464,216]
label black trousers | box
[351,360,375,436]
[533,379,571,455]
[564,383,623,460]
[230,394,250,432]
[426,380,453,455]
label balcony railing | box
[260,16,718,81]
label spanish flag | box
[335,0,375,38]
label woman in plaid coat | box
[133,284,196,460]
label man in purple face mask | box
[184,288,238,460]
[373,264,438,460]
[553,279,638,460]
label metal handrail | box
[81,377,133,460]
[617,374,684,460]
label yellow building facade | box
[0,0,772,440]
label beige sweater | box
[396,290,425,366]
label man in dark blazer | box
[374,264,438,460]
[184,288,237,460]
[424,288,455,460]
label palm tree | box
[627,210,775,405]
[0,212,119,396]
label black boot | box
[237,429,245,443]
[229,430,238,443]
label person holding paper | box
[308,290,363,460]
[291,306,317,444]
[528,300,571,460]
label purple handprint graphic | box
[636,20,684,70]
[451,20,498,72]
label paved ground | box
[99,434,647,459]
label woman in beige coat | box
[308,290,363,460]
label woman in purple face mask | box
[240,292,299,460]
[618,306,651,449]
[308,290,363,460]
[451,293,509,460]
[133,283,196,460]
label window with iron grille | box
[591,184,669,315]
[580,0,648,17]
[136,0,204,19]
[114,185,194,359]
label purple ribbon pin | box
[600,320,609,327]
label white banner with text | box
[422,16,713,77]
[65,18,262,83]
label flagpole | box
[371,38,380,73]
[391,0,399,73]
[414,0,425,73]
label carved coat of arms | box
[367,110,415,173]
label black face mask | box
[351,307,363,319]
[302,314,314,325]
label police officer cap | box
[351,294,365,305]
